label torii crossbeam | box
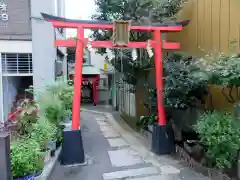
[42,13,188,158]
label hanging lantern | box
[146,40,153,58]
[112,20,131,46]
[132,49,138,61]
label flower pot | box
[34,171,42,180]
[47,140,56,151]
[56,141,62,148]
[50,149,55,157]
[14,171,42,180]
[44,150,51,164]
[148,125,153,132]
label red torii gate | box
[41,13,188,159]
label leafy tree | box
[91,0,186,79]
[91,0,186,54]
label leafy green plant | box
[31,117,57,150]
[38,93,64,125]
[195,111,240,168]
[137,115,157,130]
[163,53,209,109]
[45,77,74,117]
[144,53,209,113]
[11,137,44,178]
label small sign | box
[0,2,8,22]
[104,63,108,72]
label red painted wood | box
[55,39,180,50]
[72,27,84,130]
[153,31,166,126]
[48,20,182,32]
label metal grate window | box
[1,53,33,74]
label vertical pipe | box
[153,30,166,126]
[96,76,99,104]
[72,27,84,130]
[0,53,4,123]
[92,79,96,105]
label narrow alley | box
[49,108,208,180]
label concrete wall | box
[31,0,66,93]
[0,0,31,40]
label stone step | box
[103,167,160,180]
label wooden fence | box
[168,0,240,56]
[167,0,240,110]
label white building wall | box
[31,0,66,95]
[0,40,32,53]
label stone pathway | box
[49,110,208,180]
[92,112,208,180]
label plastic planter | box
[14,171,42,180]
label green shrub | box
[45,77,73,117]
[11,137,44,178]
[31,117,57,150]
[38,93,65,125]
[195,111,240,168]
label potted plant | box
[11,137,44,179]
[31,117,56,152]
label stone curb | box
[80,108,182,175]
[36,147,62,180]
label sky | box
[65,0,96,37]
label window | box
[1,53,32,74]
[100,79,107,88]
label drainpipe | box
[0,53,4,122]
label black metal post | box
[0,132,12,180]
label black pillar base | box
[61,127,85,165]
[151,124,175,155]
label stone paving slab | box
[99,125,115,132]
[107,138,129,148]
[102,167,160,180]
[127,174,181,180]
[108,148,145,167]
[95,116,107,121]
[96,120,110,126]
[160,165,181,174]
[101,129,121,138]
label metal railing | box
[1,53,32,75]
